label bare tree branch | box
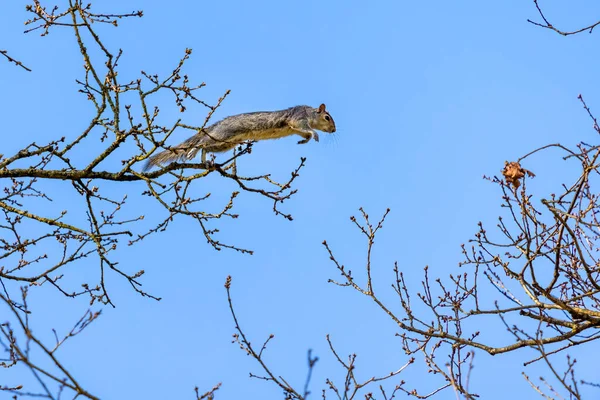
[528,0,600,36]
[319,96,600,398]
[0,49,31,72]
[1,1,310,397]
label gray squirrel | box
[144,103,336,170]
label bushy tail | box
[143,134,205,171]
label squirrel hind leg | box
[223,158,237,175]
[181,146,199,162]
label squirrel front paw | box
[297,132,319,144]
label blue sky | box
[2,0,600,398]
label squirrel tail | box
[143,134,204,171]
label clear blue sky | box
[2,0,600,398]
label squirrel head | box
[313,103,336,133]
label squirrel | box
[143,103,336,171]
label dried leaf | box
[502,161,535,189]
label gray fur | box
[143,104,336,171]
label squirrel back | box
[144,103,335,170]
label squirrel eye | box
[325,115,330,121]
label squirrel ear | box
[318,103,326,113]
